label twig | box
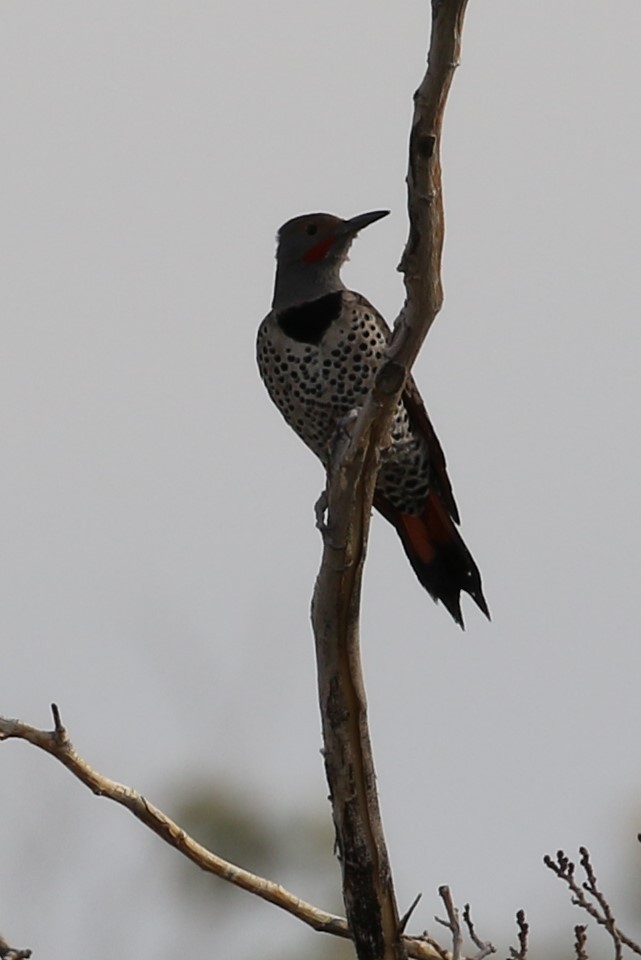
[0,707,346,937]
[0,706,451,960]
[310,2,471,958]
[579,847,621,958]
[435,886,463,960]
[574,925,589,960]
[544,848,641,959]
[432,890,494,960]
[508,910,528,960]
[0,934,31,960]
[399,895,423,936]
[463,903,496,960]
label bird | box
[256,210,489,628]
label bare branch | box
[0,934,32,960]
[473,940,497,960]
[507,910,529,960]
[425,890,495,960]
[0,706,453,960]
[544,848,641,959]
[435,886,463,960]
[579,846,622,960]
[463,904,496,960]
[575,925,589,960]
[0,707,347,938]
[399,895,423,936]
[310,2,471,958]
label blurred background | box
[2,1,641,957]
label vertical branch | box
[311,2,471,959]
[312,432,396,960]
[396,0,470,364]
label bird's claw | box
[314,488,345,553]
[327,407,361,467]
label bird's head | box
[272,210,389,311]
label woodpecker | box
[257,210,489,627]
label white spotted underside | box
[257,291,431,514]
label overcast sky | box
[2,1,641,958]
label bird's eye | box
[306,224,318,236]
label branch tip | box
[435,886,463,960]
[574,925,588,960]
[51,702,63,731]
[398,892,422,935]
[0,935,32,960]
[463,902,496,959]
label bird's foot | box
[328,407,361,467]
[314,488,345,552]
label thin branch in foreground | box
[430,888,495,960]
[579,846,622,955]
[463,903,496,960]
[544,848,641,959]
[0,706,453,960]
[0,706,346,937]
[507,910,529,960]
[0,934,32,960]
[399,895,423,936]
[435,886,463,960]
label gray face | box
[272,213,352,311]
[275,213,349,269]
[271,210,390,311]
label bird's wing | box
[351,292,461,525]
[400,374,460,524]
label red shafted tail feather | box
[369,369,490,628]
[374,490,490,629]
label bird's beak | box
[339,210,390,236]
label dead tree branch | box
[413,891,494,960]
[507,910,529,960]
[310,1,471,958]
[435,886,464,960]
[0,706,346,938]
[462,903,496,960]
[0,705,455,960]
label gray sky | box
[2,1,641,957]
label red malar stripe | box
[303,236,336,263]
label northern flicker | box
[257,210,489,627]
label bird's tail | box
[378,491,490,629]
